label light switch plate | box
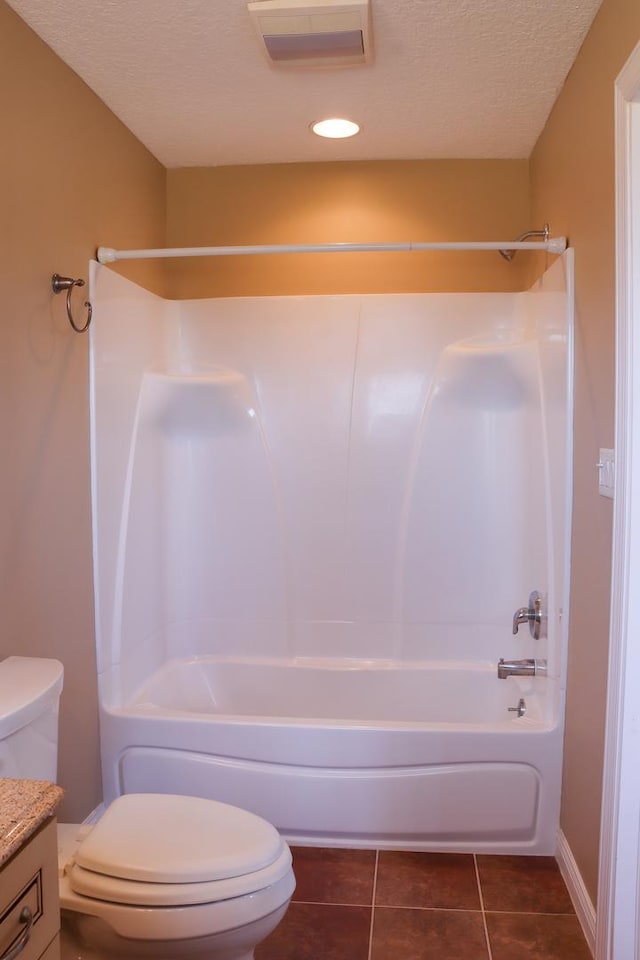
[598,448,615,499]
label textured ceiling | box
[7,0,602,168]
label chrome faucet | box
[512,606,532,633]
[497,658,547,679]
[512,590,544,639]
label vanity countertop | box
[0,778,64,866]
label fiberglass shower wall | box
[90,256,571,703]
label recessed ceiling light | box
[311,118,361,139]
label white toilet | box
[0,657,295,960]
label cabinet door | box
[0,819,59,960]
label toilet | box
[0,657,295,960]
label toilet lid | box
[74,794,285,884]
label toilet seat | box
[67,845,293,906]
[60,870,296,942]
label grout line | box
[290,899,579,917]
[474,854,493,960]
[291,901,484,915]
[367,849,379,960]
[372,904,487,914]
[483,910,579,917]
[292,899,376,908]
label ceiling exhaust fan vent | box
[247,0,372,68]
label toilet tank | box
[0,657,64,781]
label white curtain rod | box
[96,237,567,264]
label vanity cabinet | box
[0,819,60,960]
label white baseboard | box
[556,829,596,957]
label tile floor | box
[255,848,592,960]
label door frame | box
[597,39,640,960]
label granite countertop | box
[0,779,64,866]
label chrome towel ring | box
[51,274,92,332]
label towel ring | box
[51,274,93,332]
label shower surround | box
[90,254,573,853]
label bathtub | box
[99,656,562,854]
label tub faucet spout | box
[497,658,546,679]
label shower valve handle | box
[512,591,544,640]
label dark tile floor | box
[256,848,592,960]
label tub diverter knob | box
[512,590,545,639]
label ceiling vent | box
[247,0,372,68]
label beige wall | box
[529,0,640,903]
[166,160,530,298]
[0,1,166,821]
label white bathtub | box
[100,656,562,854]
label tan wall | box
[0,1,166,821]
[166,161,530,298]
[529,0,640,903]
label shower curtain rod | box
[96,236,567,264]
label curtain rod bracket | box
[499,223,552,262]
